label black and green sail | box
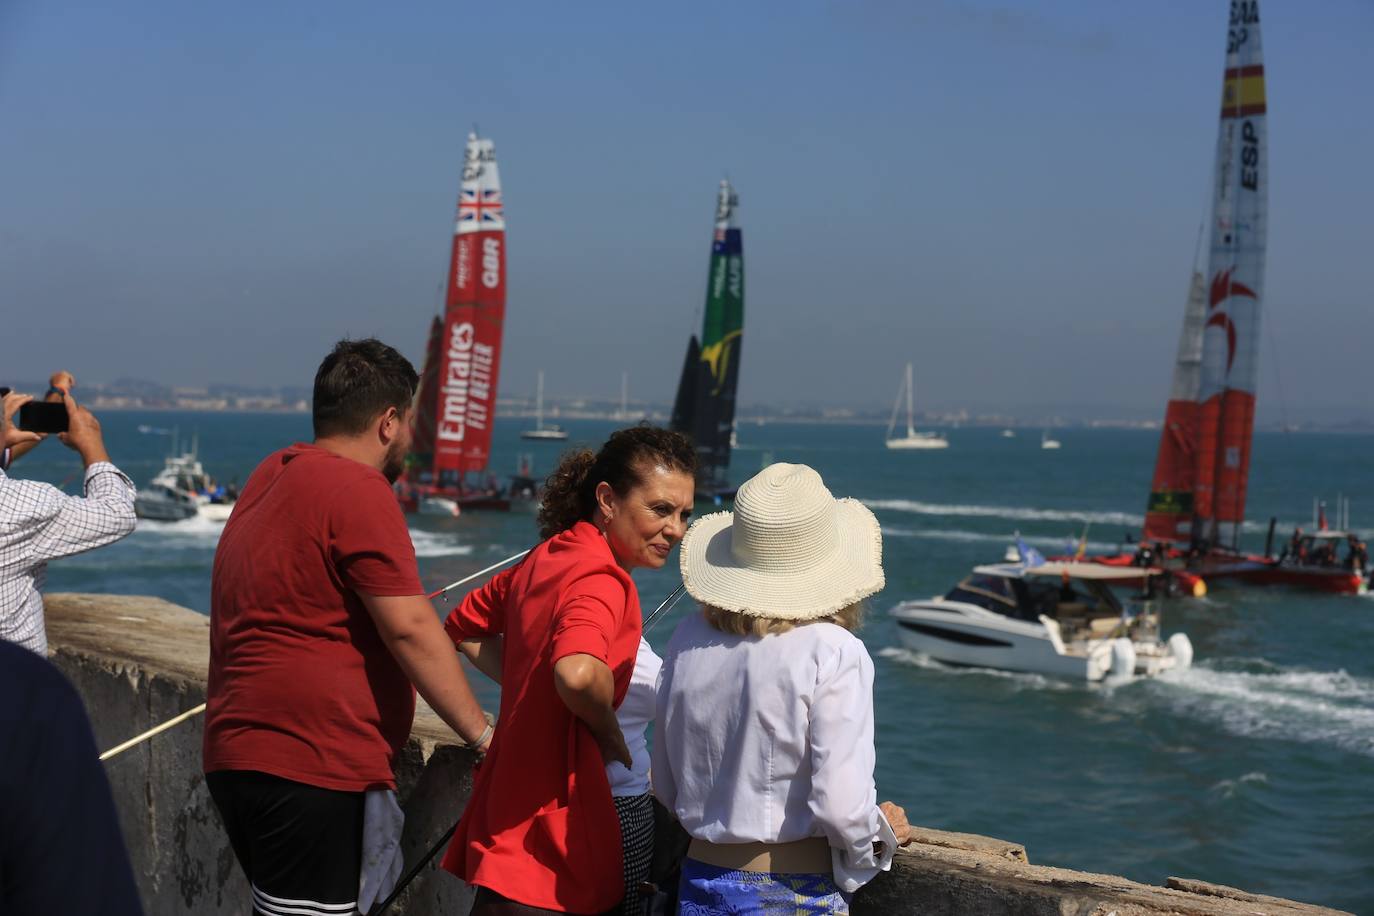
[671,180,744,497]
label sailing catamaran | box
[1078,3,1361,593]
[402,131,512,512]
[885,363,947,449]
[520,371,568,440]
[671,180,745,504]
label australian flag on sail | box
[458,188,503,225]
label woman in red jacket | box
[442,426,696,914]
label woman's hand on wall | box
[879,801,912,847]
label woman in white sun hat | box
[651,462,911,914]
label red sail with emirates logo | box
[434,132,506,477]
[1193,1,1267,550]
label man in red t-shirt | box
[203,338,492,915]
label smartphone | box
[18,401,69,434]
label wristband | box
[471,722,494,752]
[1,447,9,471]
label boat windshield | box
[943,574,1018,614]
[1014,576,1122,621]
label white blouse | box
[651,611,895,892]
[607,636,661,797]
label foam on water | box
[881,525,1118,553]
[1151,663,1374,758]
[409,530,475,558]
[865,498,1143,527]
[134,514,228,546]
[876,645,1075,692]
[865,499,1284,534]
[1210,771,1269,800]
[131,517,474,560]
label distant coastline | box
[9,378,1368,433]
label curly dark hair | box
[537,425,697,539]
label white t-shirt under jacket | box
[651,611,896,892]
[608,636,661,797]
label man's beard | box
[382,439,407,484]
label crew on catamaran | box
[654,463,912,913]
[441,427,696,914]
[202,339,492,916]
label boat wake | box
[1151,661,1374,758]
[865,499,1286,535]
[134,514,228,546]
[409,530,475,558]
[133,517,475,560]
[881,525,1118,552]
[875,646,1075,692]
[865,499,1143,527]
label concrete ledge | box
[45,593,481,916]
[853,840,1348,915]
[45,593,1349,916]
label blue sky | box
[2,0,1370,418]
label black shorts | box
[207,769,363,916]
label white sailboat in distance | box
[1041,430,1062,450]
[885,363,948,450]
[520,371,569,440]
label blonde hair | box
[702,602,866,637]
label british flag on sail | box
[458,187,504,229]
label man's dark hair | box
[312,338,419,438]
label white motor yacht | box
[889,562,1193,681]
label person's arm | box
[360,592,492,750]
[554,653,630,767]
[807,637,909,893]
[457,635,504,683]
[550,570,632,767]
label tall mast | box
[905,363,916,437]
[535,371,545,430]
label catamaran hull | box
[1196,557,1366,594]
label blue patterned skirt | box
[677,858,850,915]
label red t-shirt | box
[441,521,641,914]
[203,443,423,792]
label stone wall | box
[44,593,1347,916]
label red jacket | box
[441,521,641,913]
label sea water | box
[18,412,1374,910]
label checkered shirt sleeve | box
[0,462,137,653]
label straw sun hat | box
[680,463,884,621]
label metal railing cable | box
[96,549,533,763]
